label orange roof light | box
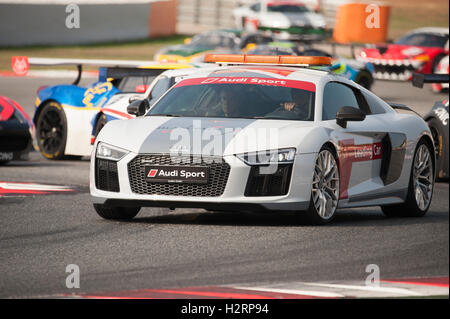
[204,54,332,66]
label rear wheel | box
[381,139,434,217]
[302,146,340,225]
[36,101,67,160]
[94,204,140,220]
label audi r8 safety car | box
[233,1,328,41]
[246,42,374,89]
[24,57,196,159]
[357,27,449,81]
[412,73,449,181]
[0,96,34,164]
[91,54,435,225]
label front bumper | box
[356,56,426,81]
[90,151,316,212]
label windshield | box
[267,4,309,13]
[147,78,315,121]
[394,33,448,47]
[118,75,158,93]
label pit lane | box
[0,77,448,298]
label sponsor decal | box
[338,139,383,199]
[175,77,316,92]
[11,56,29,76]
[145,166,209,184]
[434,107,449,126]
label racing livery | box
[358,27,449,80]
[431,55,449,93]
[91,55,435,224]
[0,96,34,164]
[233,1,328,41]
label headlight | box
[235,148,296,165]
[96,142,129,161]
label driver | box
[206,87,241,118]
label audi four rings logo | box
[148,169,158,178]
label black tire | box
[94,113,107,141]
[36,101,68,160]
[427,117,448,181]
[381,138,435,217]
[94,204,140,220]
[302,145,340,225]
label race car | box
[91,66,216,143]
[246,42,374,89]
[357,27,449,81]
[0,96,34,164]
[431,55,449,93]
[23,57,195,159]
[90,54,435,225]
[412,73,449,181]
[232,0,328,41]
[154,29,272,63]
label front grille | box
[128,154,230,197]
[245,164,292,196]
[96,159,120,192]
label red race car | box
[357,27,449,81]
[0,96,35,164]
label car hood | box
[97,116,319,156]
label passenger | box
[267,88,311,120]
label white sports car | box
[90,55,435,224]
[233,1,327,41]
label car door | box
[322,81,388,203]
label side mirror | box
[127,99,149,117]
[336,106,366,128]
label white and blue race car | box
[91,54,435,224]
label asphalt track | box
[0,76,448,299]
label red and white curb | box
[0,181,75,197]
[59,277,448,299]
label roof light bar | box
[204,54,332,66]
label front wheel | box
[93,113,107,141]
[94,204,141,220]
[381,139,434,217]
[36,101,67,160]
[302,146,340,225]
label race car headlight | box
[96,142,129,161]
[235,148,296,165]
